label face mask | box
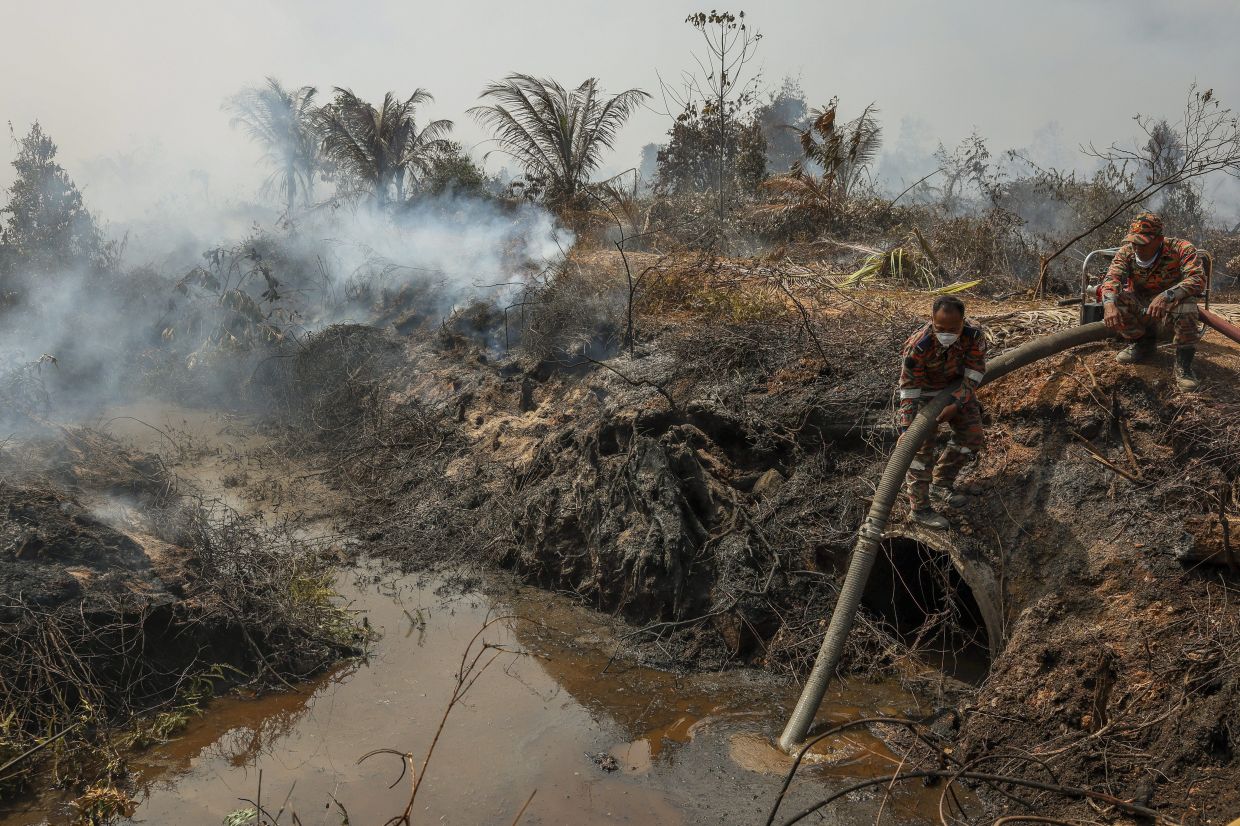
[935,332,959,347]
[1134,245,1161,269]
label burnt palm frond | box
[758,98,883,229]
[799,98,883,198]
[757,164,836,218]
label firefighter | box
[896,295,987,529]
[1102,211,1206,391]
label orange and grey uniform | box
[1102,237,1205,345]
[897,322,987,508]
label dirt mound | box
[946,341,1240,820]
[283,284,1240,821]
[305,313,942,675]
[0,483,165,615]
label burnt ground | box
[279,278,1240,823]
[0,425,357,805]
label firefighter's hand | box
[1103,301,1122,330]
[937,403,959,423]
[1147,293,1171,321]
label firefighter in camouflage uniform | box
[1102,211,1206,391]
[896,295,987,529]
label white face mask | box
[1134,245,1161,269]
[935,332,960,347]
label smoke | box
[304,196,571,321]
[0,138,572,424]
[874,115,940,196]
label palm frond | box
[225,77,319,211]
[317,86,453,204]
[933,279,984,294]
[471,73,648,205]
[787,97,883,200]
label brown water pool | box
[0,405,951,825]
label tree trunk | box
[286,163,295,218]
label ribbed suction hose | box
[778,321,1116,753]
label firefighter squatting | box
[897,211,1208,530]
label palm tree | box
[469,74,648,208]
[226,78,320,217]
[796,98,882,199]
[759,98,882,223]
[315,88,453,207]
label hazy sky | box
[3,0,1239,223]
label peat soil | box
[2,403,955,826]
[0,410,356,820]
[281,295,1240,823]
[4,278,1238,823]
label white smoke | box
[0,134,573,423]
[302,195,571,324]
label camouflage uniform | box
[1102,215,1206,346]
[897,321,987,510]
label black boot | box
[1117,334,1157,364]
[1175,346,1200,391]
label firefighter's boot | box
[909,507,950,530]
[930,484,969,509]
[1175,346,1200,391]
[1116,335,1157,365]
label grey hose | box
[778,321,1114,752]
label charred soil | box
[0,423,359,809]
[280,272,1240,823]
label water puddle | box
[91,567,938,826]
[0,404,953,825]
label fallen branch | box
[511,789,537,825]
[568,355,677,411]
[1072,436,1144,483]
[1217,483,1238,573]
[0,722,81,782]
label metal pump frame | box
[1079,247,1214,325]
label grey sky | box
[3,0,1239,222]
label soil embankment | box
[0,416,357,814]
[2,404,953,826]
[3,271,1237,823]
[287,289,1240,823]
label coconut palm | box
[315,88,453,207]
[469,74,648,208]
[225,78,320,216]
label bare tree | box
[1036,85,1240,293]
[660,10,763,228]
[585,175,649,353]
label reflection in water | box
[0,561,946,826]
[0,405,951,825]
[112,568,697,826]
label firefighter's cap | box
[1125,211,1164,246]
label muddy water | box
[2,405,949,825]
[112,568,941,825]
